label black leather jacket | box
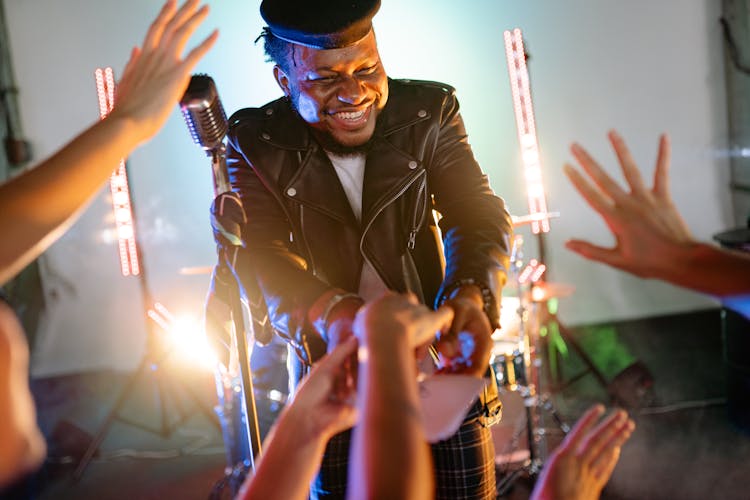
[226,78,513,366]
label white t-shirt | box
[326,151,389,302]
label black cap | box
[260,0,381,49]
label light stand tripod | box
[73,164,220,480]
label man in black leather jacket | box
[224,0,513,498]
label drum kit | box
[491,234,573,494]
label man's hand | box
[531,405,635,500]
[564,130,695,280]
[108,0,218,145]
[439,285,492,377]
[210,192,246,248]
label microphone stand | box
[209,145,263,470]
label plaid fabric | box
[431,402,496,500]
[311,429,352,499]
[309,402,496,500]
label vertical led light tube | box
[94,67,139,275]
[503,29,550,234]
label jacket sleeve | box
[428,89,513,329]
[226,130,330,363]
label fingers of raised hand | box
[165,4,211,60]
[142,0,177,52]
[577,410,628,462]
[608,130,647,196]
[564,163,615,216]
[571,142,628,203]
[652,133,672,199]
[159,0,201,47]
[558,404,606,453]
[591,447,622,484]
[590,418,635,479]
[183,29,218,69]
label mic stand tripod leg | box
[219,253,263,469]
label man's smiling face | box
[274,29,388,152]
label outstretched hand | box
[286,337,359,440]
[353,292,455,352]
[109,0,218,144]
[564,130,695,280]
[531,405,635,500]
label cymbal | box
[526,282,575,302]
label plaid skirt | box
[310,401,496,500]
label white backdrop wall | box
[3,0,730,376]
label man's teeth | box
[334,110,366,120]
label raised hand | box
[564,130,694,279]
[531,405,635,500]
[109,0,218,144]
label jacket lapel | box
[361,138,422,226]
[255,100,357,225]
[286,146,357,225]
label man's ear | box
[273,65,291,97]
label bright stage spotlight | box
[147,303,218,370]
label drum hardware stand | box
[496,235,571,497]
[533,231,610,395]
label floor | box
[3,307,749,500]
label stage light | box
[503,28,551,234]
[147,303,218,370]
[169,315,217,369]
[531,285,546,303]
[518,259,538,284]
[530,263,546,283]
[94,67,139,276]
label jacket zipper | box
[408,174,428,250]
[299,205,317,274]
[360,168,427,282]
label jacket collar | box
[259,79,431,226]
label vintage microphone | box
[180,74,263,476]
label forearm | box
[349,333,432,500]
[0,114,141,285]
[0,304,46,488]
[238,406,328,500]
[247,249,332,355]
[658,241,750,297]
[0,411,46,489]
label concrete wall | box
[3,0,730,375]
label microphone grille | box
[180,74,228,152]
